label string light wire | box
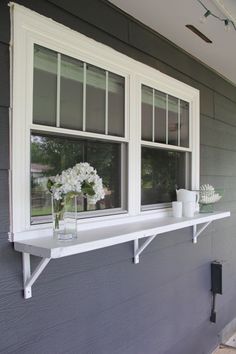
[197,0,236,31]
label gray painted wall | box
[0,1,236,353]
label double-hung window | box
[11,4,199,241]
[141,84,191,210]
[31,45,127,225]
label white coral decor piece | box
[48,162,105,203]
[199,184,222,204]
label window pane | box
[155,90,166,144]
[60,55,83,130]
[33,45,57,126]
[141,85,153,141]
[108,72,125,137]
[168,95,178,146]
[86,64,106,134]
[31,133,126,224]
[141,147,187,206]
[180,100,189,148]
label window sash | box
[141,147,191,209]
[33,44,126,138]
[30,132,128,225]
[141,84,190,148]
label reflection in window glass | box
[141,85,153,141]
[141,147,188,206]
[86,64,106,134]
[60,55,83,130]
[168,95,178,146]
[33,45,57,126]
[108,72,125,137]
[155,90,166,144]
[180,100,189,148]
[30,133,126,224]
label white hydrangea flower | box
[48,162,105,203]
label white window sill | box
[14,211,230,259]
[11,207,172,242]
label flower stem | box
[54,213,60,230]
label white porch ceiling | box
[108,0,236,86]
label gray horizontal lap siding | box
[0,1,236,353]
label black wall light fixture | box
[210,261,223,323]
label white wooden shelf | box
[14,211,230,299]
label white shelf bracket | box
[22,253,51,299]
[134,234,157,264]
[193,221,212,244]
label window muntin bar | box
[152,89,155,142]
[166,94,168,144]
[105,71,109,135]
[178,98,180,147]
[83,63,86,131]
[56,53,61,128]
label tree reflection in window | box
[31,133,125,224]
[141,147,188,206]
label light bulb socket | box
[224,19,230,31]
[200,10,211,24]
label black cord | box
[196,0,236,31]
[210,292,216,323]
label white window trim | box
[10,3,199,242]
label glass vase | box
[198,189,223,213]
[52,195,77,241]
[199,203,214,213]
